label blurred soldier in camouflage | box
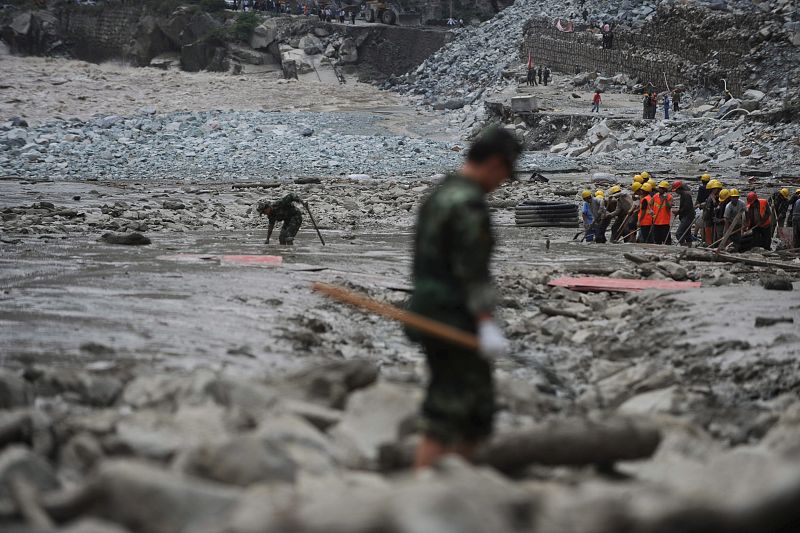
[407,127,521,469]
[256,193,306,245]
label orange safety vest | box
[639,195,653,226]
[652,193,672,225]
[755,198,771,228]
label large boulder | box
[338,37,358,64]
[181,38,229,72]
[299,34,324,55]
[716,97,741,119]
[281,358,379,409]
[250,20,278,50]
[0,10,60,55]
[130,15,175,66]
[0,445,60,499]
[0,369,32,409]
[87,459,241,533]
[330,381,421,468]
[256,413,337,475]
[178,434,297,486]
[25,366,122,407]
[740,89,766,111]
[159,9,222,48]
[228,44,267,65]
[114,404,231,460]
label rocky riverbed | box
[2,19,800,533]
[2,168,800,532]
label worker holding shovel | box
[407,127,521,469]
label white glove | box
[477,320,509,360]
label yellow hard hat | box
[633,174,644,183]
[719,189,730,202]
[641,182,653,193]
[658,180,669,189]
[780,188,790,199]
[707,179,723,190]
[632,182,642,192]
[641,171,651,180]
[581,190,592,200]
[647,178,656,185]
[595,190,605,198]
[729,188,740,198]
[796,188,800,195]
[701,173,711,182]
[609,185,622,195]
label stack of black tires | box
[515,201,579,227]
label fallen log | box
[476,417,661,474]
[681,249,800,272]
[378,417,662,474]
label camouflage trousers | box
[279,212,302,245]
[419,337,495,445]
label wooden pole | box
[304,204,326,246]
[312,282,479,350]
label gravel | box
[0,111,464,181]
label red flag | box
[527,51,532,69]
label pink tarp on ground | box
[549,276,702,293]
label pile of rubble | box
[0,110,462,181]
[549,117,800,174]
[386,0,665,108]
[1,248,798,533]
[1,264,799,532]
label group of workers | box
[581,172,800,251]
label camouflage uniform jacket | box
[264,194,303,223]
[408,173,496,334]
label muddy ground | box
[1,54,800,533]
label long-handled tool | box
[675,213,700,245]
[716,211,746,253]
[610,210,634,242]
[303,203,326,246]
[312,282,478,350]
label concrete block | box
[511,96,538,114]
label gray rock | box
[717,98,741,118]
[162,199,186,210]
[114,403,230,460]
[0,445,60,499]
[256,413,337,475]
[88,459,241,533]
[0,369,32,409]
[25,366,122,406]
[179,434,297,486]
[656,261,688,281]
[761,276,793,291]
[250,21,278,50]
[299,34,323,55]
[330,381,421,468]
[60,432,105,478]
[338,37,358,64]
[284,358,379,408]
[226,483,296,533]
[100,232,151,245]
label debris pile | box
[2,339,800,533]
[548,116,800,174]
[0,111,461,181]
